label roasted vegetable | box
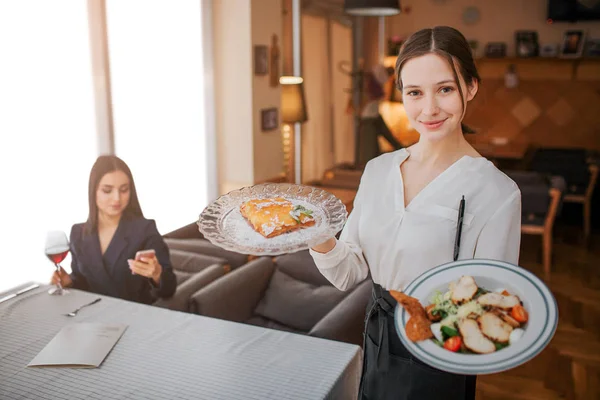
[511,305,529,323]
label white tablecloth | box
[0,283,361,400]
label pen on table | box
[0,283,40,304]
[453,195,465,262]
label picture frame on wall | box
[585,39,600,58]
[261,108,278,131]
[560,30,586,58]
[515,31,539,58]
[254,45,268,75]
[484,42,507,58]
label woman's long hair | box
[84,155,144,234]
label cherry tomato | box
[444,336,462,352]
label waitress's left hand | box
[128,256,162,285]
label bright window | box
[106,0,209,234]
[0,1,97,292]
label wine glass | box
[45,230,70,295]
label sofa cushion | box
[163,222,205,239]
[169,249,227,274]
[174,270,195,285]
[275,250,333,287]
[165,238,248,269]
[254,269,347,332]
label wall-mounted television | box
[548,0,600,22]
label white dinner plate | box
[394,258,558,375]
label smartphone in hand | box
[135,249,156,262]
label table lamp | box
[280,76,308,184]
[344,0,401,16]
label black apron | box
[358,283,477,400]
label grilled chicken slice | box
[477,292,520,309]
[448,281,457,292]
[458,319,496,354]
[501,313,521,328]
[478,312,513,343]
[491,308,521,328]
[451,276,478,304]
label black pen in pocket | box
[453,195,465,261]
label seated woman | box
[51,155,176,304]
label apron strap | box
[358,282,397,398]
[371,283,395,372]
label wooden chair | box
[507,171,566,281]
[528,148,598,245]
[563,164,599,245]
[521,186,563,281]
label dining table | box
[0,282,362,400]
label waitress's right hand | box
[51,267,73,287]
[310,237,337,254]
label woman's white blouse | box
[309,148,522,292]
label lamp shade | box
[344,0,401,16]
[280,76,308,123]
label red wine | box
[46,250,69,264]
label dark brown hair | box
[395,26,480,134]
[84,155,144,234]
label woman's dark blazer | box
[68,217,176,304]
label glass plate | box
[197,183,348,255]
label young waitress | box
[310,26,521,400]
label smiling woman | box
[309,26,522,400]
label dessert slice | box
[240,197,315,238]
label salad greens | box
[289,205,313,223]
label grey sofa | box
[151,222,251,312]
[153,249,231,312]
[189,250,371,347]
[163,222,249,269]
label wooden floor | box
[476,225,600,400]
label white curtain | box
[106,0,209,234]
[0,1,97,292]
[300,16,353,183]
[0,1,213,292]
